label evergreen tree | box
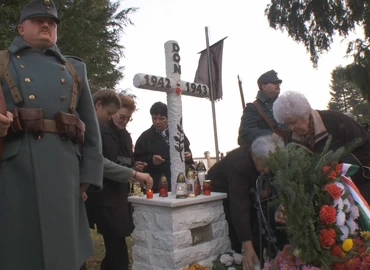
[327,66,370,124]
[0,0,137,92]
[265,0,370,101]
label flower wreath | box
[264,137,370,269]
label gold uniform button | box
[60,96,66,101]
[60,65,66,70]
[61,78,66,84]
[25,77,31,83]
[29,95,36,101]
[16,55,20,59]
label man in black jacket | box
[238,70,288,145]
[134,101,194,192]
[208,135,284,270]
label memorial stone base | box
[128,192,231,270]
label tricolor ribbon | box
[341,163,370,230]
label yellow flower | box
[360,231,370,241]
[340,252,346,258]
[342,239,354,252]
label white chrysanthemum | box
[336,210,346,226]
[334,198,344,210]
[346,219,358,234]
[343,199,352,213]
[227,267,237,270]
[334,182,345,193]
[339,225,349,241]
[350,205,360,220]
[220,254,233,266]
[233,253,243,265]
[230,250,236,254]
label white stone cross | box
[133,40,209,191]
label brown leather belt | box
[44,119,57,133]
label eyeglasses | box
[116,114,133,122]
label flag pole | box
[237,75,246,110]
[205,26,220,162]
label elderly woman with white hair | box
[208,135,285,270]
[273,91,370,203]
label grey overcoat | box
[0,36,103,270]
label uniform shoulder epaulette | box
[65,55,83,62]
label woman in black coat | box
[134,101,194,192]
[85,94,140,270]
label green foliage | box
[0,0,137,93]
[267,136,361,268]
[265,0,370,101]
[328,66,370,123]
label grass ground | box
[84,229,134,270]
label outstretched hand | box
[134,172,153,190]
[275,204,287,224]
[242,241,260,270]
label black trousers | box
[222,199,242,253]
[100,235,129,270]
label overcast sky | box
[118,0,357,157]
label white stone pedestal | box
[128,192,231,270]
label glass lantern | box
[186,169,196,198]
[159,174,168,197]
[196,161,207,189]
[175,172,187,199]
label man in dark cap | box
[0,1,103,270]
[238,70,288,145]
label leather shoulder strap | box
[252,100,276,131]
[0,50,24,106]
[65,60,82,113]
[0,50,9,79]
[0,50,8,115]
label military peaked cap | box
[19,0,60,24]
[257,70,282,89]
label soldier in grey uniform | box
[0,1,103,269]
[238,70,288,145]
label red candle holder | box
[203,180,211,196]
[159,187,168,197]
[146,189,153,199]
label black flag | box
[194,37,226,101]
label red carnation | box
[334,163,343,175]
[319,205,337,225]
[332,262,346,270]
[362,255,370,268]
[323,165,339,180]
[320,228,336,247]
[325,183,342,199]
[331,245,343,257]
[353,237,366,254]
[345,257,362,270]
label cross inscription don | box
[133,40,209,191]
